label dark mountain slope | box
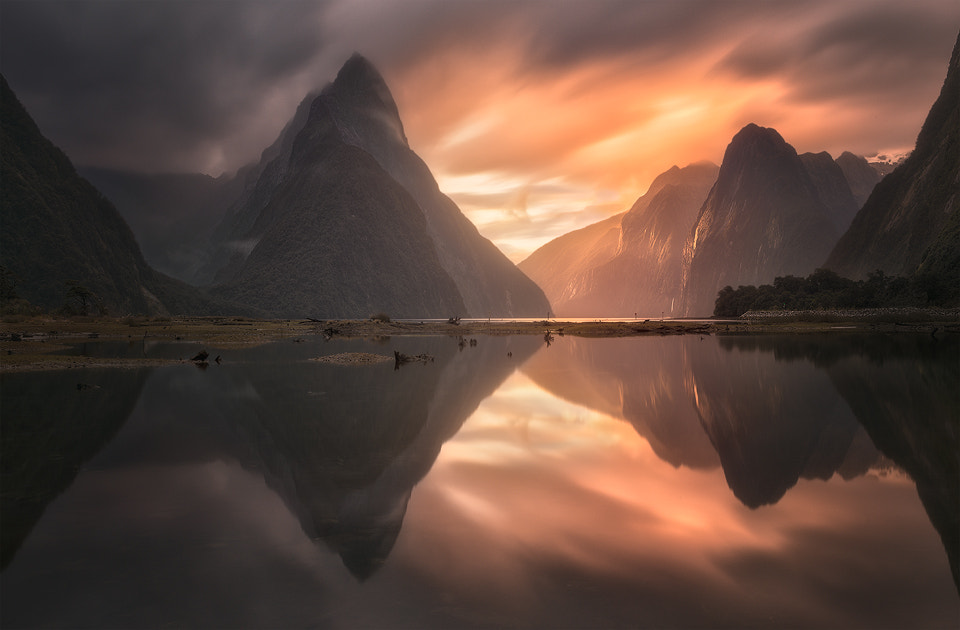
[0,75,233,315]
[79,167,244,284]
[799,151,860,233]
[200,91,318,287]
[317,56,550,317]
[681,124,840,316]
[835,151,882,209]
[826,31,959,286]
[212,133,465,318]
[209,55,549,318]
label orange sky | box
[2,0,958,261]
[360,2,960,260]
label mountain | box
[799,151,861,233]
[0,75,237,316]
[207,55,550,319]
[835,151,882,209]
[1,367,150,569]
[517,212,624,315]
[519,162,718,317]
[198,91,319,287]
[680,124,841,316]
[78,167,245,284]
[825,31,959,297]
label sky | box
[2,0,958,262]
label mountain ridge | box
[825,31,959,298]
[0,74,240,316]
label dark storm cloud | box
[716,1,959,105]
[0,0,330,173]
[2,0,957,181]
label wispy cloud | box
[2,0,957,258]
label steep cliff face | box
[519,162,717,316]
[681,124,840,316]
[518,213,625,315]
[208,55,549,318]
[0,75,232,316]
[826,32,959,286]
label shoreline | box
[1,309,957,372]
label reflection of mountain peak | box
[718,333,959,592]
[688,339,864,508]
[319,492,410,581]
[220,336,541,580]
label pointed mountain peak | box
[318,53,408,147]
[335,53,388,90]
[327,53,397,112]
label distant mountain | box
[207,55,550,319]
[680,124,841,316]
[799,151,861,233]
[0,75,237,316]
[825,31,959,297]
[519,162,718,317]
[835,151,882,209]
[517,213,624,316]
[79,167,244,283]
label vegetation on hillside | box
[714,268,958,317]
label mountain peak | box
[319,53,408,148]
[334,53,388,91]
[328,53,397,112]
[729,123,788,152]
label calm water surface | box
[1,333,957,628]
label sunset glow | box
[395,367,944,627]
[1,0,957,259]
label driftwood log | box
[394,350,434,370]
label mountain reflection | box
[65,335,540,581]
[522,334,884,498]
[523,332,957,591]
[228,335,540,579]
[720,333,959,590]
[686,336,880,508]
[0,368,151,569]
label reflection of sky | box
[2,357,957,629]
[393,370,958,629]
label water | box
[1,333,957,628]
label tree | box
[64,281,104,316]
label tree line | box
[713,268,957,317]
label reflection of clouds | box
[1,460,346,628]
[394,368,957,627]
